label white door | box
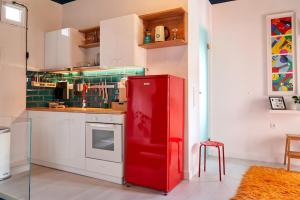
[86,123,123,163]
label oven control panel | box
[86,114,125,124]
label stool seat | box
[286,134,300,140]
[201,141,224,147]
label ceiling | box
[51,0,75,4]
[209,0,234,4]
[51,0,233,5]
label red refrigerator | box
[125,75,184,194]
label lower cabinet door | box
[31,112,53,162]
[67,113,86,169]
[30,111,85,170]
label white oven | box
[86,122,123,163]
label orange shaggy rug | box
[231,166,300,200]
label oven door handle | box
[86,123,115,129]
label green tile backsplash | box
[26,68,145,108]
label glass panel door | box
[0,116,32,200]
[92,129,114,151]
[86,123,122,163]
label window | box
[61,28,70,37]
[1,2,25,27]
[5,5,21,22]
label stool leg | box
[287,156,291,171]
[284,137,288,165]
[204,146,207,172]
[222,146,225,175]
[217,146,222,182]
[199,145,202,177]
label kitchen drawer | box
[85,114,124,124]
[86,158,123,178]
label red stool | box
[198,140,225,181]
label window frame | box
[0,1,26,27]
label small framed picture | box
[269,96,286,110]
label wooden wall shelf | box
[139,39,187,49]
[78,26,100,49]
[79,26,100,34]
[139,7,188,49]
[79,42,100,49]
[269,110,300,114]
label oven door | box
[86,123,122,163]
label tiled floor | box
[0,157,294,200]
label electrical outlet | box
[270,122,276,129]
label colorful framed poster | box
[267,12,297,95]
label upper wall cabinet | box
[100,14,146,67]
[45,28,85,70]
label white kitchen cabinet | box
[67,114,86,169]
[29,111,85,170]
[28,111,125,184]
[100,14,146,67]
[45,31,57,68]
[45,28,84,69]
[30,111,54,162]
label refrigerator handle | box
[126,80,128,99]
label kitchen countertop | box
[26,107,126,114]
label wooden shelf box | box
[139,7,188,49]
[79,26,100,49]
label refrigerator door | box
[125,76,168,191]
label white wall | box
[27,0,63,70]
[0,0,62,164]
[62,0,187,29]
[188,0,212,179]
[0,0,62,117]
[210,0,300,163]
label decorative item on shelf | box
[269,96,286,110]
[144,29,152,44]
[103,80,109,108]
[79,26,100,49]
[31,81,57,88]
[292,96,300,110]
[172,28,178,40]
[89,84,115,89]
[111,102,127,112]
[26,68,146,109]
[155,25,170,42]
[48,102,66,109]
[54,81,70,100]
[118,77,127,103]
[86,31,97,44]
[82,84,88,108]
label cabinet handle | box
[87,123,114,129]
